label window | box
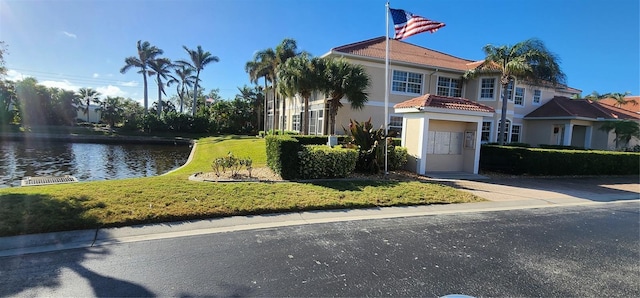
[317,110,324,135]
[510,125,521,143]
[501,80,514,101]
[292,113,301,132]
[437,77,462,97]
[392,70,422,94]
[497,120,511,143]
[389,115,403,137]
[480,78,495,100]
[481,121,492,143]
[533,89,541,104]
[309,111,317,135]
[514,87,525,106]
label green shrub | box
[389,146,408,170]
[265,135,301,179]
[212,152,253,177]
[298,145,358,179]
[480,145,639,175]
[343,118,396,173]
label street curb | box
[1,199,638,257]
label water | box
[0,140,192,187]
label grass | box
[0,136,484,237]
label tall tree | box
[236,85,264,131]
[245,57,271,131]
[178,45,219,117]
[464,38,566,145]
[0,79,17,124]
[318,58,371,135]
[167,64,197,114]
[277,53,320,135]
[147,57,172,117]
[274,39,303,132]
[96,96,124,129]
[76,87,101,123]
[120,40,163,114]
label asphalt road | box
[1,202,638,297]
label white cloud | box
[96,85,126,97]
[92,73,99,78]
[5,69,30,81]
[40,79,80,91]
[120,81,139,87]
[61,31,77,39]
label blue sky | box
[1,0,638,103]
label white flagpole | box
[384,1,390,175]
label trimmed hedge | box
[298,146,358,179]
[265,135,301,179]
[480,145,640,175]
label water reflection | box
[0,140,191,187]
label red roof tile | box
[525,96,640,120]
[598,96,640,114]
[394,94,495,113]
[331,36,478,71]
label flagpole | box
[384,0,390,175]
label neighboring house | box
[76,104,102,123]
[598,96,640,114]
[524,96,640,150]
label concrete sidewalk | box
[1,175,638,257]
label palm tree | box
[147,57,172,117]
[167,64,197,114]
[250,48,277,131]
[248,39,302,133]
[599,120,640,149]
[96,96,124,129]
[318,58,371,135]
[464,38,566,145]
[76,87,101,123]
[236,85,264,130]
[245,58,272,132]
[604,92,636,108]
[120,40,163,114]
[277,53,320,135]
[178,45,219,117]
[274,39,303,132]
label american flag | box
[389,8,445,40]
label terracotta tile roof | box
[525,96,640,120]
[331,36,479,71]
[394,94,495,113]
[598,96,640,114]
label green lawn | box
[0,136,484,237]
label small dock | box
[21,176,79,187]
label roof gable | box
[394,94,495,113]
[525,96,640,120]
[330,36,479,71]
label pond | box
[0,140,192,187]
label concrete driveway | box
[433,175,640,204]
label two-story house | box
[270,37,638,173]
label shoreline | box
[0,132,193,145]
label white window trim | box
[532,89,542,105]
[514,87,525,107]
[481,121,493,143]
[478,77,496,101]
[391,69,423,96]
[510,124,522,143]
[436,76,463,98]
